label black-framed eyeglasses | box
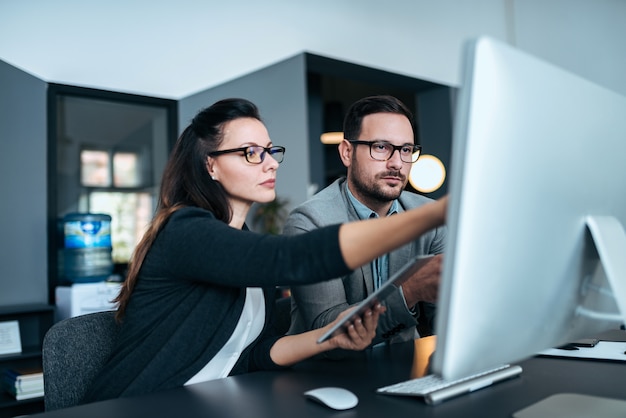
[348,140,421,163]
[208,145,286,164]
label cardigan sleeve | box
[142,207,352,288]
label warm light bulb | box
[320,132,344,144]
[409,154,446,193]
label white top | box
[185,287,265,385]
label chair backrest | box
[272,296,292,335]
[42,310,119,411]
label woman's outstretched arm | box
[339,195,448,270]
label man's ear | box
[338,140,353,168]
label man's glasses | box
[209,145,286,164]
[348,140,421,163]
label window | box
[80,149,110,187]
[113,151,141,187]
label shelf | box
[0,303,54,316]
[0,347,43,362]
[0,391,44,407]
[0,303,54,417]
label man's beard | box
[351,170,405,204]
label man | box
[284,95,446,345]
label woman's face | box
[207,117,280,210]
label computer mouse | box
[304,387,359,410]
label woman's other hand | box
[325,304,386,350]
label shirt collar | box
[346,185,399,219]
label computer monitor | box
[431,36,626,381]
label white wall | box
[1,0,623,99]
[513,0,626,96]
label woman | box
[82,98,447,403]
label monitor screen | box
[431,37,626,380]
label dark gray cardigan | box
[82,206,350,403]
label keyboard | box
[376,364,523,405]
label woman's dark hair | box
[114,98,262,320]
[343,95,416,142]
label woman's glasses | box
[209,145,286,164]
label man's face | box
[343,112,414,207]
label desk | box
[31,331,626,418]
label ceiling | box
[0,0,477,99]
[2,2,624,101]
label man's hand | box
[400,254,443,307]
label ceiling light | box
[320,132,344,145]
[409,154,446,193]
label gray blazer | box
[284,177,447,345]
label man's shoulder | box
[398,190,436,209]
[285,179,349,231]
[312,177,345,199]
[293,179,346,210]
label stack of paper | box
[538,341,626,362]
[2,367,44,400]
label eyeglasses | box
[208,145,286,164]
[348,140,421,163]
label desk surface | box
[32,330,626,418]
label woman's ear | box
[206,157,217,181]
[338,139,353,168]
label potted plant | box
[251,196,289,235]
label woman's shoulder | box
[172,206,214,217]
[165,206,221,231]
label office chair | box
[42,310,119,411]
[273,296,292,335]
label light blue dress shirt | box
[346,187,399,290]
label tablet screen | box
[316,255,435,343]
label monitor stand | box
[584,215,626,325]
[518,216,626,417]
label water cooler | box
[55,213,120,321]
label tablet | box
[316,255,435,343]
